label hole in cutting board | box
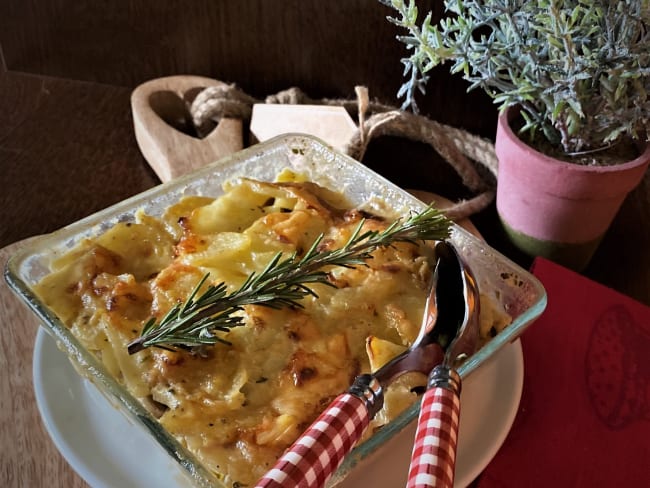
[148,90,217,139]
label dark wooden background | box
[1,0,494,132]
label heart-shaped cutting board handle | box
[131,75,244,182]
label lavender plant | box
[382,0,650,155]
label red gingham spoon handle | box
[256,392,371,488]
[406,366,461,488]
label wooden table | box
[0,71,157,488]
[2,70,649,488]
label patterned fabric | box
[406,387,461,488]
[256,393,370,488]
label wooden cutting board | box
[131,75,244,182]
[0,77,478,487]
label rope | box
[190,84,258,138]
[188,84,498,221]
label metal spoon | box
[255,242,469,488]
[405,241,480,488]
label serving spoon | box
[406,241,480,488]
[255,241,472,488]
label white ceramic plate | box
[33,329,523,488]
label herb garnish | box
[127,205,451,354]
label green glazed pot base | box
[500,218,603,272]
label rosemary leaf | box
[127,205,451,354]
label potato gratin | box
[33,171,510,487]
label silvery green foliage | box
[383,0,650,154]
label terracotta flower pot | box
[495,107,650,271]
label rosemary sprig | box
[127,205,451,354]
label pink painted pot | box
[495,107,650,271]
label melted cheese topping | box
[34,172,510,487]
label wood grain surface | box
[0,239,87,488]
[0,71,159,249]
[0,0,497,138]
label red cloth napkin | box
[477,257,650,488]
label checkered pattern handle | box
[406,387,461,488]
[255,393,370,488]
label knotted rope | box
[189,84,498,222]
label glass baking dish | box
[5,133,547,487]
